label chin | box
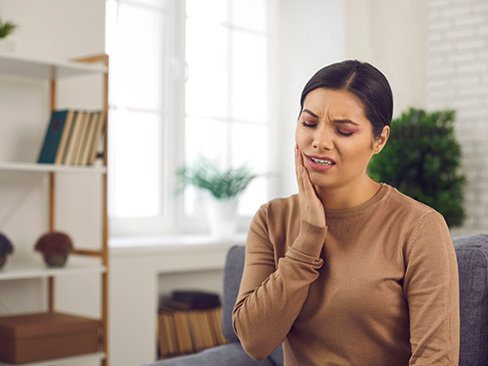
[309,175,333,187]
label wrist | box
[292,220,328,257]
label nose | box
[312,126,334,151]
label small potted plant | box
[0,232,14,270]
[34,231,73,268]
[176,157,257,239]
[0,17,18,52]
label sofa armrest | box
[145,343,276,366]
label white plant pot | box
[205,192,238,240]
[0,39,16,53]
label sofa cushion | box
[454,234,488,366]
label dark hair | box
[300,60,393,139]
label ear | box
[373,126,390,155]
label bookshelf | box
[0,52,109,366]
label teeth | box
[311,157,334,165]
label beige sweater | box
[232,183,460,366]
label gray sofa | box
[147,234,488,366]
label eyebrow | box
[302,109,360,126]
[302,109,320,119]
[334,119,360,126]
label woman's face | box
[295,87,388,190]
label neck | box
[314,176,381,210]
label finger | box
[301,165,316,198]
[298,150,317,197]
[295,146,303,195]
[300,165,314,197]
[297,147,311,197]
[298,146,306,167]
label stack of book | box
[37,109,106,166]
[158,290,230,359]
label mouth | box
[305,154,336,166]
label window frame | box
[107,0,281,238]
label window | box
[106,0,273,237]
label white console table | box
[109,234,246,366]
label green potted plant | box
[0,232,14,270]
[368,107,466,227]
[34,231,73,268]
[0,17,18,52]
[176,157,257,239]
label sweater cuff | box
[291,220,328,258]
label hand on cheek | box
[294,144,327,228]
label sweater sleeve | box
[403,212,460,366]
[232,202,327,360]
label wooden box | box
[0,312,101,364]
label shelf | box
[0,51,107,79]
[0,352,105,366]
[0,52,110,365]
[0,162,106,174]
[0,258,106,281]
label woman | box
[232,60,460,366]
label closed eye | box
[302,121,354,137]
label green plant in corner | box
[368,107,466,228]
[175,157,258,200]
[0,18,18,39]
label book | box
[58,111,78,164]
[205,308,223,346]
[196,310,214,348]
[54,110,75,165]
[171,290,221,310]
[87,111,106,165]
[187,311,205,352]
[173,311,193,354]
[73,111,93,165]
[158,313,172,358]
[37,110,71,164]
[68,111,89,165]
[80,112,98,165]
[62,111,84,165]
[161,312,178,356]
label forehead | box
[302,88,367,122]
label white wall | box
[344,0,428,119]
[0,0,105,60]
[275,0,430,199]
[275,0,346,198]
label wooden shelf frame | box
[47,53,109,366]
